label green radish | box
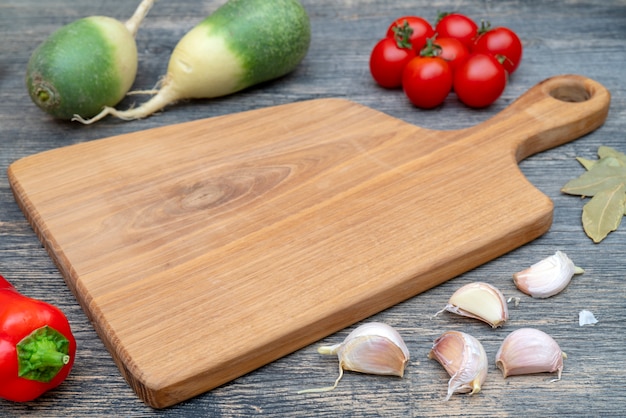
[25,0,155,120]
[74,0,311,124]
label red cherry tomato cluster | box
[369,12,523,109]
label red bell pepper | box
[0,274,76,402]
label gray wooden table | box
[1,0,625,416]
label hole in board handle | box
[549,82,591,103]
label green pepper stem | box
[17,325,71,383]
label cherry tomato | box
[453,53,507,108]
[386,16,435,52]
[369,37,414,88]
[402,56,452,109]
[435,13,478,49]
[473,25,523,73]
[434,37,470,75]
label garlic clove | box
[299,322,410,393]
[428,331,488,401]
[328,322,410,377]
[513,251,584,298]
[495,328,566,381]
[440,282,509,328]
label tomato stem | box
[477,20,492,36]
[420,37,443,57]
[17,325,71,383]
[435,11,453,24]
[392,20,413,49]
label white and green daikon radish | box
[74,0,311,124]
[25,0,155,120]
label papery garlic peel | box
[428,330,488,401]
[441,282,509,328]
[495,328,566,380]
[298,322,410,393]
[579,310,598,326]
[513,251,584,298]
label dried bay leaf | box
[576,156,624,171]
[561,164,626,197]
[582,183,626,243]
[598,156,626,168]
[598,145,626,163]
[576,157,596,170]
[564,146,626,243]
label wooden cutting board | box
[8,75,609,408]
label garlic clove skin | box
[495,328,566,380]
[321,322,410,377]
[579,310,598,326]
[513,251,584,298]
[428,331,488,401]
[442,282,509,328]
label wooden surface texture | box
[6,76,611,408]
[1,0,625,416]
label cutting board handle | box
[483,74,610,161]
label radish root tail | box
[126,89,159,95]
[125,0,156,37]
[72,83,180,124]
